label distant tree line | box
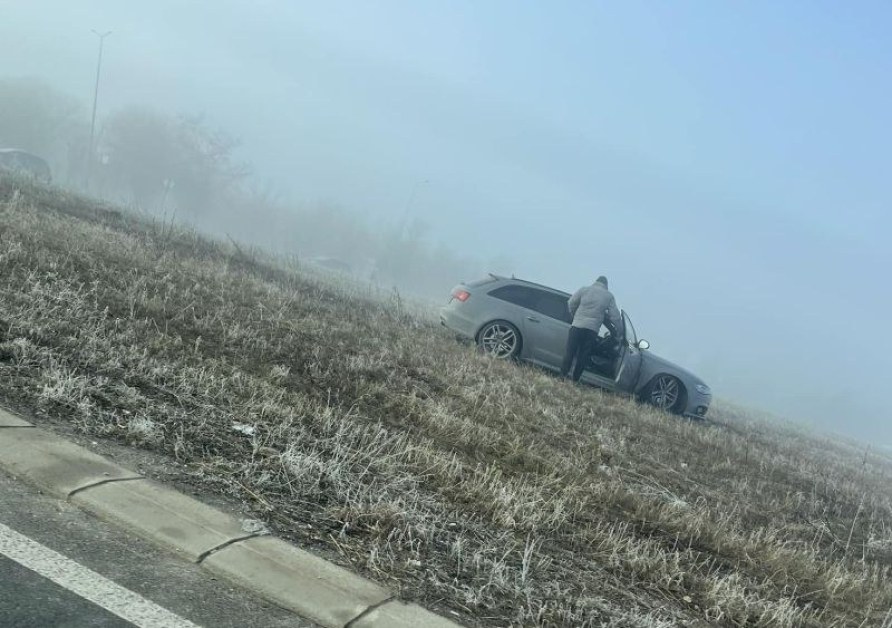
[0,76,509,298]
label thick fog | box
[2,1,891,445]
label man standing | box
[561,275,622,382]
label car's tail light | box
[452,288,471,302]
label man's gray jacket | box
[567,283,622,333]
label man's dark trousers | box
[561,326,598,381]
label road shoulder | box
[0,406,463,628]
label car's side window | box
[530,291,572,323]
[490,285,572,323]
[489,285,539,309]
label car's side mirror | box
[637,339,650,350]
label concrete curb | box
[0,410,465,628]
[0,407,36,428]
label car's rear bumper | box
[440,306,479,341]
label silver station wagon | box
[440,275,712,418]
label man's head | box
[595,275,609,289]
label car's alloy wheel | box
[478,322,520,359]
[649,375,681,411]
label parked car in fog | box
[440,274,712,418]
[0,149,52,183]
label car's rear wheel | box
[645,375,685,414]
[477,321,521,359]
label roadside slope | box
[1,178,890,627]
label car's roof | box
[485,274,629,317]
[487,274,571,298]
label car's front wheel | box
[477,321,522,359]
[645,375,685,414]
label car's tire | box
[476,321,522,360]
[643,374,686,415]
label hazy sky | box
[2,1,891,443]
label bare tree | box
[102,107,175,207]
[0,77,87,182]
[101,108,248,213]
[171,114,249,213]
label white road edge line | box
[0,521,201,628]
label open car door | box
[614,311,645,392]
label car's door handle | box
[526,316,540,323]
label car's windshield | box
[622,311,638,347]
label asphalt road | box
[0,466,318,628]
[0,554,131,628]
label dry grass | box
[1,176,891,627]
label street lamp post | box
[86,29,112,190]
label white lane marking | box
[0,521,201,628]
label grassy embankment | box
[0,177,890,627]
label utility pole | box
[86,29,112,191]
